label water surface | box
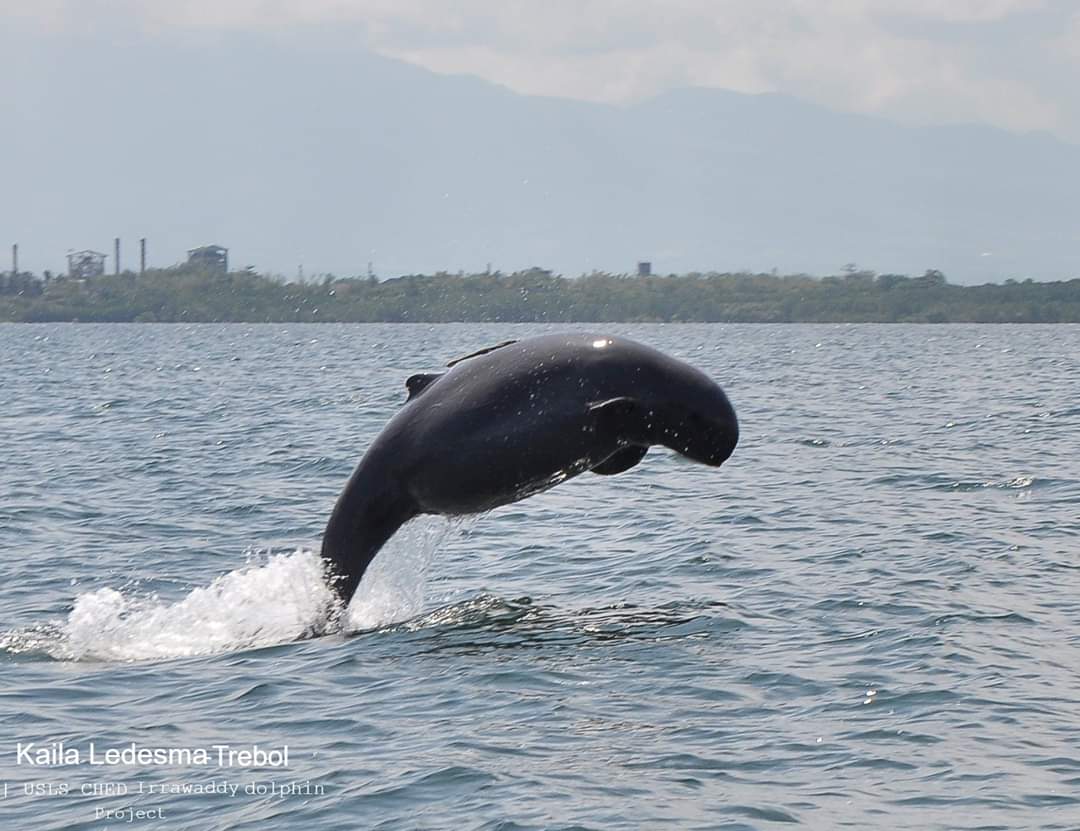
[1,323,1078,830]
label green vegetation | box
[2,266,1079,323]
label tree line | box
[1,266,1079,323]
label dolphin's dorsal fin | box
[405,373,443,401]
[446,339,518,368]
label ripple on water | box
[2,323,1080,830]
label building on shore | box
[187,245,229,274]
[67,250,107,280]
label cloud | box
[3,0,1077,139]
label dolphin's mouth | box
[712,425,739,465]
[689,441,737,467]
[665,414,738,467]
[668,439,735,467]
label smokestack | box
[114,237,120,275]
[11,243,16,277]
[140,238,146,274]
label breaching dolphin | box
[321,333,739,604]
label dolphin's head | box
[585,336,739,468]
[650,367,739,467]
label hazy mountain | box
[3,26,1077,283]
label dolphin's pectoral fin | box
[446,340,518,368]
[591,445,648,475]
[588,396,640,419]
[405,373,444,401]
[588,397,652,445]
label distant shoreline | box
[3,267,1079,324]
[6,321,1079,326]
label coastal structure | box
[67,250,107,280]
[187,245,228,274]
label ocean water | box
[1,322,1078,830]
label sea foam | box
[2,517,463,662]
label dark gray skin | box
[321,333,739,604]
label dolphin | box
[321,333,738,604]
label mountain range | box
[3,26,1077,283]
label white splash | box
[60,550,337,662]
[346,515,464,632]
[2,516,469,663]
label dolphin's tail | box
[320,479,418,605]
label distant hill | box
[3,26,1077,283]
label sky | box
[4,0,1080,143]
